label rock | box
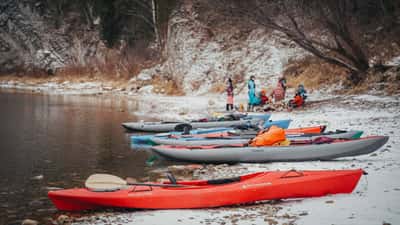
[264,218,278,225]
[21,219,39,225]
[325,200,334,204]
[137,69,154,81]
[299,211,308,216]
[57,214,71,225]
[102,86,113,91]
[370,153,378,157]
[138,85,154,94]
[383,222,391,225]
[31,175,43,180]
[28,199,43,207]
[178,107,189,115]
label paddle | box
[85,174,191,191]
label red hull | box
[49,169,362,211]
[200,125,326,138]
[285,125,326,135]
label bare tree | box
[226,0,377,83]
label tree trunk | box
[151,0,161,50]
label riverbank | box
[1,81,399,225]
[64,92,399,225]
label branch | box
[124,10,155,28]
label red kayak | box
[200,125,327,138]
[285,125,326,135]
[49,169,363,211]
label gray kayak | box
[122,118,263,132]
[150,130,363,146]
[151,136,389,163]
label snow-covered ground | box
[69,92,399,225]
[1,79,398,224]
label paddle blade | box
[85,174,129,191]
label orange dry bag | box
[250,125,286,146]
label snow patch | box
[386,55,400,66]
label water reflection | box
[0,89,154,224]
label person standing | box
[278,77,287,92]
[226,78,234,111]
[247,75,257,111]
[272,77,286,103]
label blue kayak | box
[130,119,291,148]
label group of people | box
[225,76,307,112]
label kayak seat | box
[174,123,192,133]
[207,176,241,185]
[233,124,250,130]
[313,136,335,144]
[335,129,346,134]
[166,172,177,184]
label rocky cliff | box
[0,0,108,74]
[1,0,399,95]
[0,0,307,94]
[132,0,307,95]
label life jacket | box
[260,95,269,105]
[260,89,268,104]
[227,86,233,96]
[293,95,304,107]
[273,139,291,146]
[250,125,286,146]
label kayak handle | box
[131,185,153,192]
[280,169,304,178]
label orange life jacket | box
[250,125,286,146]
[293,95,304,107]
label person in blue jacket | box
[296,84,307,100]
[247,76,259,111]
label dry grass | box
[0,44,165,91]
[151,76,185,96]
[283,56,400,95]
[1,41,159,80]
[348,66,400,95]
[283,56,349,90]
[210,82,226,93]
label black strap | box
[207,177,241,185]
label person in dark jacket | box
[226,78,234,111]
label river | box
[0,89,156,225]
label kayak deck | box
[151,136,389,163]
[49,169,363,211]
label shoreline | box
[1,77,400,225]
[74,91,399,225]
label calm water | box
[0,89,156,225]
